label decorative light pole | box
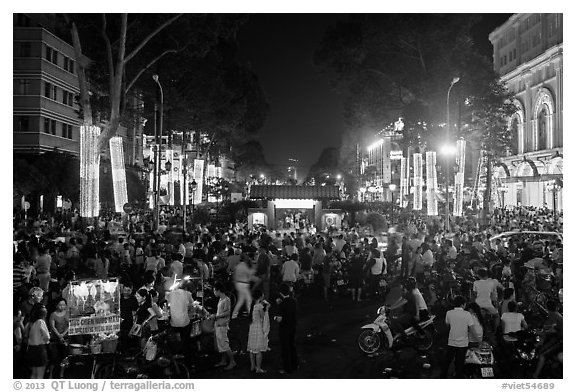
[152,74,164,231]
[444,76,460,232]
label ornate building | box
[489,14,563,211]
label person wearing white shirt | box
[232,255,255,319]
[441,296,480,378]
[501,301,527,335]
[281,255,300,284]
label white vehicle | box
[489,231,562,249]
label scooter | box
[358,305,436,355]
[464,341,496,378]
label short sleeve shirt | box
[445,307,475,347]
[501,312,525,334]
[216,296,231,327]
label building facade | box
[13,14,143,164]
[489,13,563,211]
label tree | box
[315,15,515,212]
[306,147,342,184]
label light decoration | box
[454,139,466,217]
[400,157,407,208]
[413,153,423,210]
[109,137,129,213]
[80,125,101,217]
[426,151,438,216]
[368,139,384,152]
[274,199,316,209]
[192,159,205,205]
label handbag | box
[129,323,143,337]
[200,318,215,334]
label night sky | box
[237,13,512,176]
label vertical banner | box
[80,125,101,217]
[404,154,411,207]
[413,153,423,210]
[109,137,129,213]
[382,137,392,183]
[193,159,205,205]
[166,149,174,205]
[400,157,406,208]
[454,139,466,217]
[426,151,438,216]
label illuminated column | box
[109,136,129,213]
[454,139,466,216]
[400,157,406,208]
[426,151,438,215]
[413,153,423,210]
[193,159,205,204]
[80,125,101,217]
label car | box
[489,231,562,249]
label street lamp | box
[152,74,164,231]
[444,76,460,232]
[190,179,198,214]
[545,179,562,218]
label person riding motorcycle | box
[389,277,429,338]
[532,300,563,378]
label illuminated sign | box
[274,199,315,209]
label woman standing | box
[247,290,270,373]
[26,304,50,378]
[48,298,69,378]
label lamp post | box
[444,76,460,232]
[546,180,562,219]
[152,74,164,231]
[190,179,198,215]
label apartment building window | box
[45,45,58,64]
[44,118,50,134]
[17,116,30,132]
[50,119,56,135]
[62,90,74,106]
[62,123,73,139]
[19,42,32,57]
[18,79,31,95]
[44,82,52,98]
[44,118,56,135]
[63,56,75,73]
[52,85,58,101]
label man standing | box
[274,284,298,374]
[254,245,271,299]
[441,295,479,378]
[211,282,236,370]
[281,254,300,286]
[165,280,194,356]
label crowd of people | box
[13,203,562,379]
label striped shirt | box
[13,264,25,292]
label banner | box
[400,157,406,208]
[382,137,392,183]
[426,151,438,216]
[413,153,423,210]
[454,139,466,217]
[193,159,205,204]
[64,278,121,336]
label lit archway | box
[507,99,525,154]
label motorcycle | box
[464,341,496,378]
[358,305,436,355]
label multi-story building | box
[489,14,563,211]
[13,13,143,163]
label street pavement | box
[193,285,449,379]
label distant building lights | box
[367,139,384,152]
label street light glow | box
[441,145,457,156]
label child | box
[247,290,270,373]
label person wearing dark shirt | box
[119,284,138,342]
[349,248,365,302]
[274,284,298,374]
[532,300,563,378]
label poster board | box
[64,278,121,336]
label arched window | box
[510,117,519,155]
[537,107,549,150]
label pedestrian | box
[441,295,480,378]
[274,284,298,374]
[48,298,69,378]
[349,247,365,302]
[26,304,50,379]
[211,282,236,370]
[247,290,270,373]
[232,253,255,319]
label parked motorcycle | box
[464,341,496,378]
[358,305,436,355]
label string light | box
[192,159,205,205]
[80,125,101,217]
[400,157,407,207]
[413,153,423,210]
[426,151,438,216]
[109,136,129,213]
